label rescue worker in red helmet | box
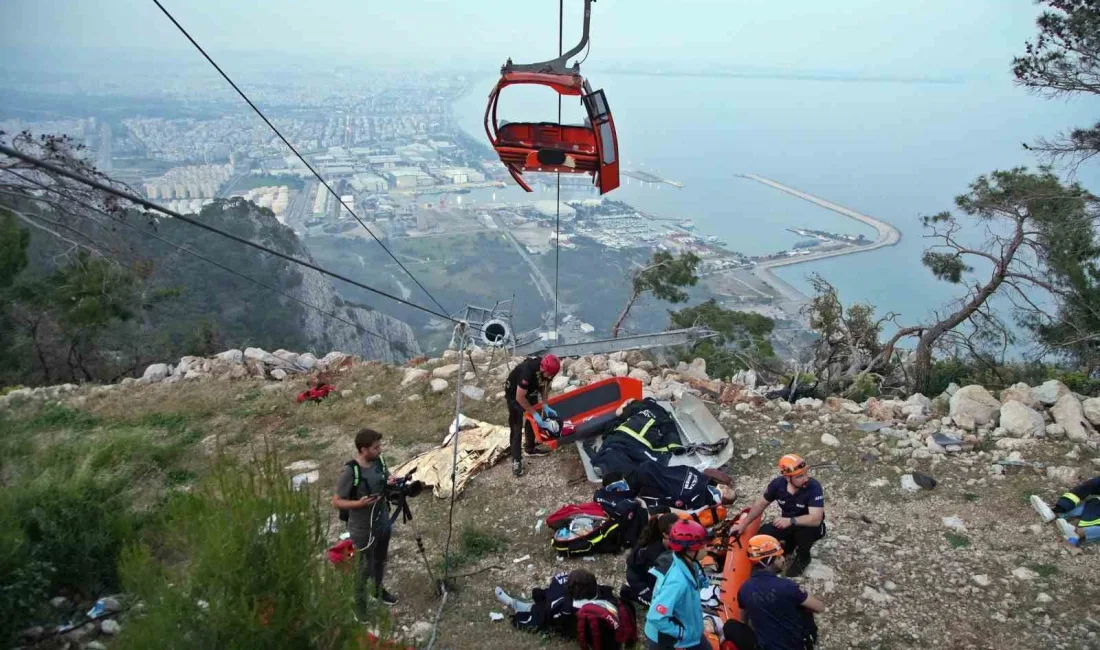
[737,534,826,650]
[730,454,825,577]
[644,520,710,650]
[504,354,560,477]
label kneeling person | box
[731,454,824,577]
[738,535,826,650]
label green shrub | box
[0,498,55,645]
[1049,370,1100,396]
[845,372,880,402]
[14,477,138,595]
[115,453,380,650]
[944,532,970,549]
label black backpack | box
[339,460,365,523]
[339,457,391,523]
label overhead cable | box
[0,143,457,323]
[2,168,415,356]
[151,0,451,317]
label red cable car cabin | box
[485,72,619,195]
[484,0,619,195]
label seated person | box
[1031,475,1100,547]
[496,570,631,646]
[730,454,824,578]
[623,513,679,606]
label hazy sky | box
[2,0,1047,75]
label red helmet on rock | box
[540,354,561,377]
[667,519,709,552]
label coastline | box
[734,173,903,304]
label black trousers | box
[352,524,391,615]
[758,520,825,564]
[507,399,536,462]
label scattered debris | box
[392,417,510,498]
[912,472,938,490]
[942,516,967,533]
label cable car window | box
[599,123,616,165]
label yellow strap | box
[614,418,686,453]
[1079,518,1100,527]
[1063,492,1082,506]
[615,419,657,451]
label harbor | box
[622,169,684,188]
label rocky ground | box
[5,348,1100,650]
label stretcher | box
[702,511,762,650]
[524,376,644,450]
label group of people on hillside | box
[493,451,828,650]
[329,353,1097,649]
[496,355,829,649]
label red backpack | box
[546,502,607,528]
[575,600,637,650]
[547,503,622,557]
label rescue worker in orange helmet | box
[730,454,825,577]
[503,354,560,477]
[737,534,826,650]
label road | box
[497,216,554,308]
[283,181,315,228]
[216,172,249,199]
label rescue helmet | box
[540,354,561,377]
[747,534,785,564]
[666,519,709,552]
[778,453,807,477]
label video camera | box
[384,468,425,503]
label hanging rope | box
[426,321,468,650]
[553,0,564,339]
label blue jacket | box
[644,551,708,648]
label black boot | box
[785,555,810,578]
[512,459,524,477]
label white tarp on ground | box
[392,416,510,498]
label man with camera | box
[332,428,400,613]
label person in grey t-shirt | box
[332,428,398,612]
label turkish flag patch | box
[656,604,668,615]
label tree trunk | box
[611,289,641,338]
[30,319,51,383]
[910,337,936,395]
[908,221,1026,393]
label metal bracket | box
[502,0,594,76]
